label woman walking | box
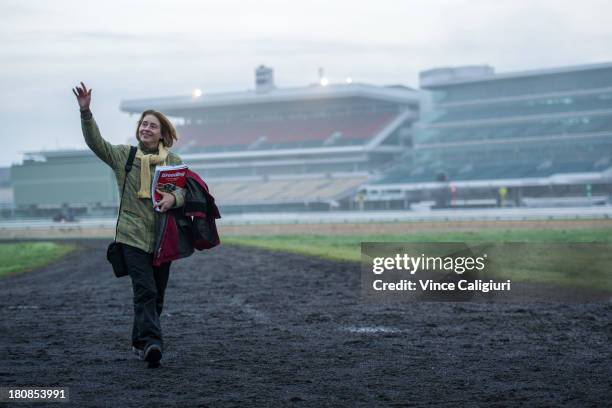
[73,82,185,368]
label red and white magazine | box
[151,164,188,211]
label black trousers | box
[123,244,171,350]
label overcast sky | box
[2,0,611,167]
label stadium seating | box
[206,176,369,204]
[416,114,612,144]
[175,112,397,151]
[432,93,612,124]
[373,158,611,185]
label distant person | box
[72,82,185,368]
[497,186,508,208]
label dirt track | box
[1,240,611,407]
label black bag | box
[107,146,137,278]
[107,241,126,277]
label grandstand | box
[11,150,119,218]
[0,167,13,216]
[10,66,419,216]
[119,66,419,213]
[365,63,612,209]
[10,63,612,216]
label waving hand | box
[72,82,92,111]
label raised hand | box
[72,81,92,111]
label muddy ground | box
[1,240,610,407]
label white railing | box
[1,206,611,230]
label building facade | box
[366,63,612,209]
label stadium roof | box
[119,82,419,114]
[421,61,612,89]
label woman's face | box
[139,114,162,150]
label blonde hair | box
[135,110,179,148]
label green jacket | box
[81,114,185,254]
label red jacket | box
[153,169,221,266]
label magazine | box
[151,164,188,211]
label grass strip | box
[223,228,612,291]
[0,242,76,278]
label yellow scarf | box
[136,144,169,198]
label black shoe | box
[144,344,162,365]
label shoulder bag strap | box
[114,146,138,241]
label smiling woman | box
[72,82,185,368]
[136,110,178,153]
